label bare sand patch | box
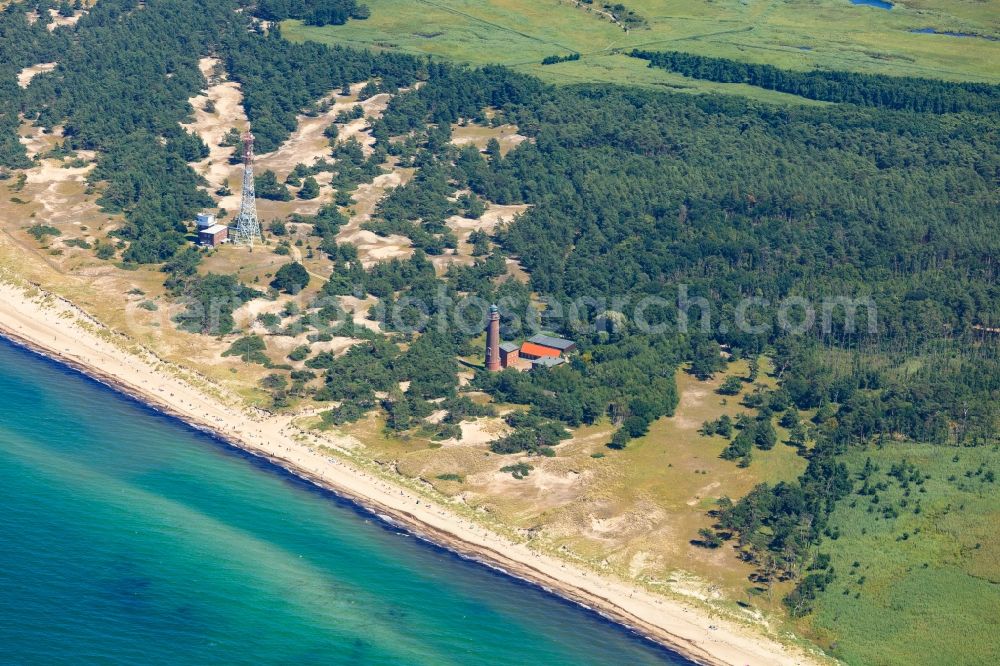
[425,408,448,424]
[17,62,56,88]
[583,503,667,543]
[589,513,629,535]
[433,202,530,274]
[452,416,510,446]
[18,121,62,159]
[338,295,382,332]
[668,573,724,603]
[628,550,659,578]
[46,8,86,31]
[450,123,528,156]
[686,480,722,506]
[504,257,531,284]
[674,385,709,429]
[184,78,401,222]
[479,463,587,512]
[6,126,107,238]
[259,86,391,177]
[450,203,528,237]
[336,169,414,266]
[263,332,359,359]
[180,57,247,212]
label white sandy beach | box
[0,278,823,666]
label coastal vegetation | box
[1,0,997,662]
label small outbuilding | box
[198,224,229,247]
[499,342,520,368]
[530,356,566,371]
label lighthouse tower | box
[485,304,501,372]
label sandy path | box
[0,274,824,666]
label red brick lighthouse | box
[485,303,501,372]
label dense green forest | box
[224,26,423,152]
[364,62,998,609]
[0,2,67,169]
[254,0,369,26]
[4,0,997,626]
[631,49,1000,113]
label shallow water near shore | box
[0,338,688,664]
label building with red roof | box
[518,341,562,360]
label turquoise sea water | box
[0,338,686,665]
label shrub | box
[287,345,311,362]
[298,176,320,200]
[258,313,281,331]
[319,400,371,426]
[755,420,777,450]
[721,430,754,460]
[260,373,288,390]
[718,375,743,395]
[500,462,533,479]
[27,224,60,242]
[255,170,292,201]
[94,241,116,260]
[271,262,310,293]
[607,429,631,450]
[222,335,270,365]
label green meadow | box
[284,0,1000,104]
[804,444,1000,665]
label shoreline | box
[0,331,688,664]
[0,279,822,666]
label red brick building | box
[198,224,229,247]
[499,342,519,368]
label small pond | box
[911,28,997,41]
[850,0,893,9]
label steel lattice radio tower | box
[232,126,262,248]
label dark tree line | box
[254,0,369,26]
[631,49,1000,113]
